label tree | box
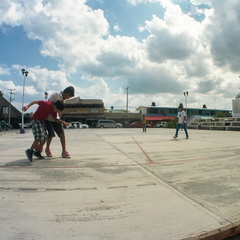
[165,117,178,128]
[214,112,226,118]
[151,102,156,106]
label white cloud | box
[0,66,10,75]
[0,1,23,26]
[28,67,70,92]
[190,0,211,5]
[205,0,240,72]
[0,0,110,73]
[113,24,121,32]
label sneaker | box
[25,149,34,162]
[173,136,178,138]
[186,136,189,139]
[33,150,45,159]
[62,151,71,158]
[45,148,53,157]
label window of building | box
[169,109,177,114]
[148,108,159,114]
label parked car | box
[130,121,151,128]
[19,123,32,128]
[66,121,89,129]
[0,121,12,130]
[96,120,122,128]
[80,123,89,128]
[155,122,167,128]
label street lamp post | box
[20,69,28,134]
[126,87,129,113]
[183,91,188,115]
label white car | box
[66,121,89,129]
[155,122,167,128]
[80,123,89,129]
[96,120,122,128]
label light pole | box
[126,87,129,113]
[8,89,15,124]
[183,91,188,114]
[20,69,28,134]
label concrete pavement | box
[1,128,240,240]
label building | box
[62,97,105,118]
[137,106,232,125]
[0,91,22,127]
[62,97,141,127]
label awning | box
[145,116,175,121]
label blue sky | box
[0,0,240,112]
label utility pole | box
[8,89,15,124]
[126,87,129,113]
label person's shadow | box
[1,159,32,167]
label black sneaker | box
[25,149,34,162]
[33,150,45,159]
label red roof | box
[145,116,175,121]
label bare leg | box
[33,140,45,151]
[59,133,66,152]
[31,139,41,150]
[46,136,53,150]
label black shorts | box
[44,120,64,137]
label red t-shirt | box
[31,101,57,123]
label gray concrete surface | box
[1,128,240,240]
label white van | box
[96,120,122,128]
[155,122,167,128]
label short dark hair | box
[63,86,75,97]
[54,100,64,111]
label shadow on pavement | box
[2,160,32,167]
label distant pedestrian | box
[23,100,68,162]
[44,86,75,158]
[173,105,189,139]
[141,115,147,132]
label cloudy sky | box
[0,0,240,112]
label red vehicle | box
[130,121,151,128]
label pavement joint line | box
[0,183,158,192]
[91,130,155,165]
[0,157,203,169]
[107,186,128,189]
[131,136,154,164]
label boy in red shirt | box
[23,100,69,162]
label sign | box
[3,107,8,114]
[91,109,99,113]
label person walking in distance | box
[173,105,189,139]
[141,114,147,132]
[44,86,75,158]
